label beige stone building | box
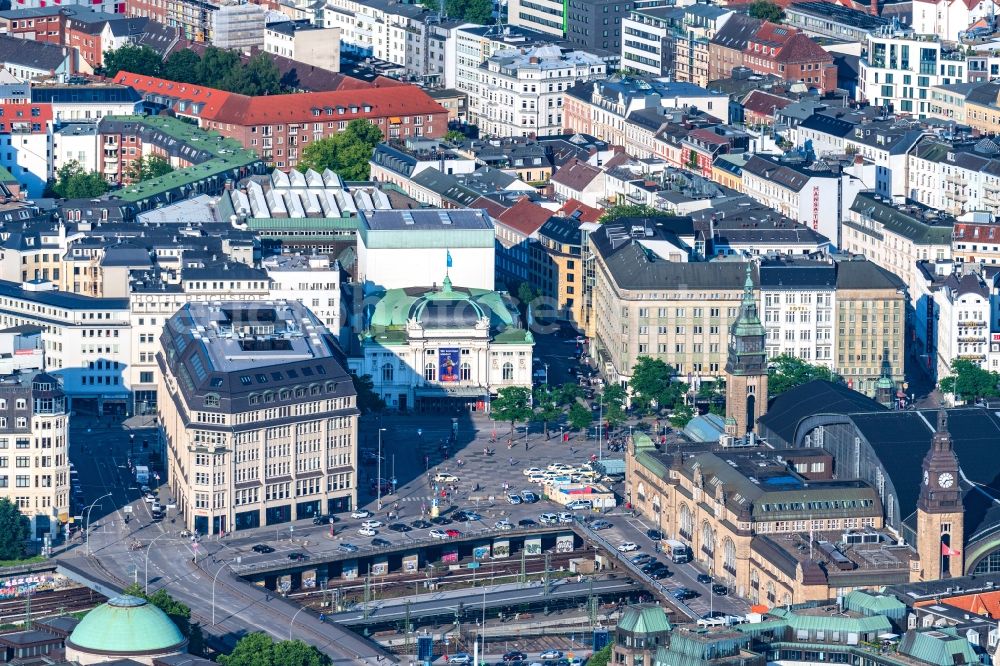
[588,219,745,384]
[158,301,358,536]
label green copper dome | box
[68,594,186,654]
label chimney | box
[870,0,878,17]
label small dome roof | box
[68,594,186,655]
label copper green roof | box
[765,607,892,635]
[843,590,906,619]
[618,604,671,634]
[898,628,977,666]
[68,594,186,654]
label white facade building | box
[476,45,605,138]
[357,209,496,292]
[911,0,996,42]
[263,254,346,338]
[758,259,836,366]
[212,2,267,50]
[264,21,340,71]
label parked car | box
[503,651,528,662]
[434,473,460,483]
[566,500,592,511]
[522,468,542,476]
[371,538,392,547]
[358,527,377,537]
[351,510,371,519]
[696,573,713,584]
[540,650,563,660]
[494,520,513,531]
[618,542,640,552]
[430,516,453,526]
[251,544,274,554]
[649,567,671,580]
[712,584,729,596]
[362,520,383,529]
[445,529,461,538]
[539,513,559,525]
[507,494,523,505]
[518,518,538,527]
[590,519,613,530]
[448,653,471,664]
[313,515,335,525]
[673,588,698,600]
[429,528,449,539]
[339,543,359,553]
[646,529,663,540]
[411,519,432,529]
[287,552,308,561]
[388,523,411,532]
[521,491,539,503]
[558,512,574,523]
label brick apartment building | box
[114,72,449,169]
[742,22,837,92]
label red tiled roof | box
[556,198,602,222]
[775,33,833,64]
[115,72,446,126]
[741,90,794,115]
[687,128,731,145]
[551,158,602,191]
[496,197,552,236]
[917,591,1000,619]
[471,196,509,219]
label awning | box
[389,116,402,124]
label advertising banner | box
[403,552,420,573]
[473,543,490,560]
[442,547,459,564]
[439,348,461,382]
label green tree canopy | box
[767,354,839,398]
[219,632,331,666]
[628,356,686,415]
[162,49,201,83]
[748,0,785,21]
[598,204,668,223]
[532,384,562,437]
[101,44,163,77]
[298,119,383,180]
[351,373,385,413]
[47,161,110,199]
[126,155,173,183]
[444,130,466,142]
[420,0,493,22]
[557,382,583,406]
[492,386,533,436]
[221,51,283,95]
[599,383,628,430]
[568,401,592,432]
[0,498,28,560]
[939,358,1000,403]
[589,644,613,666]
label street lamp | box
[145,532,174,593]
[543,363,548,386]
[83,493,112,556]
[598,394,603,463]
[129,433,135,464]
[290,605,307,641]
[212,558,234,625]
[377,428,387,511]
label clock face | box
[923,470,929,486]
[938,472,955,489]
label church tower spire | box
[724,263,768,438]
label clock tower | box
[725,263,767,438]
[916,410,964,580]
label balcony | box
[945,173,963,184]
[959,320,986,327]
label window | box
[502,362,514,380]
[204,394,220,408]
[381,363,393,382]
[424,362,436,381]
[460,362,471,381]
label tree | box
[670,403,695,428]
[101,44,163,77]
[557,382,582,406]
[195,46,242,88]
[444,130,466,143]
[219,632,330,666]
[223,51,282,95]
[767,354,839,398]
[126,155,174,183]
[598,204,667,223]
[628,356,685,415]
[600,383,628,432]
[748,0,785,21]
[420,0,493,22]
[532,384,562,438]
[47,161,110,199]
[351,373,385,413]
[568,401,592,434]
[163,49,201,84]
[298,119,383,180]
[491,386,532,437]
[939,358,1000,403]
[0,499,28,560]
[589,644,613,666]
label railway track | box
[0,587,99,624]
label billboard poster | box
[439,348,461,382]
[372,558,389,576]
[525,537,542,555]
[403,552,419,573]
[302,569,317,589]
[473,543,490,560]
[341,559,358,580]
[442,547,459,564]
[556,532,574,553]
[492,538,510,559]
